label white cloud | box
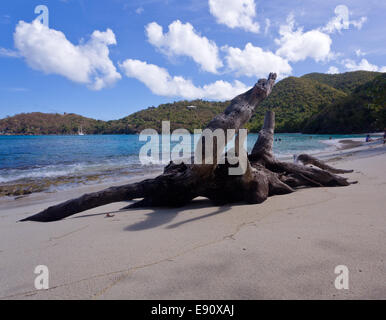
[135,7,144,14]
[343,58,386,72]
[327,66,339,74]
[264,18,271,35]
[0,47,20,58]
[223,43,292,79]
[355,49,366,57]
[119,59,249,100]
[322,5,367,34]
[146,20,222,74]
[351,17,367,30]
[275,14,332,63]
[14,20,121,90]
[208,0,260,33]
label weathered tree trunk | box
[21,73,355,222]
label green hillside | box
[245,76,347,132]
[0,101,228,135]
[301,71,381,94]
[0,112,107,135]
[1,71,384,135]
[111,100,228,133]
[303,73,386,134]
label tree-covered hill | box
[111,100,228,133]
[1,71,384,135]
[301,71,381,94]
[303,73,386,134]
[0,101,229,135]
[245,76,347,132]
[0,112,107,135]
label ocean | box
[0,133,371,195]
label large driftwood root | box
[296,154,353,174]
[21,73,355,222]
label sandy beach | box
[0,141,385,300]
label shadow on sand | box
[124,198,233,231]
[70,198,234,231]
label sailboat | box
[78,126,85,136]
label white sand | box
[0,142,385,299]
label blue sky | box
[0,0,385,120]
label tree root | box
[20,73,355,223]
[296,154,354,174]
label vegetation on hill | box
[0,71,384,135]
[303,73,386,134]
[301,71,381,94]
[0,112,107,135]
[112,100,228,133]
[245,76,347,132]
[0,101,229,135]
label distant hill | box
[246,70,382,133]
[0,112,107,135]
[0,101,229,135]
[245,76,347,132]
[301,71,381,94]
[303,73,386,134]
[1,71,384,135]
[112,100,228,133]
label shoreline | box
[1,131,384,136]
[0,140,385,299]
[0,135,380,199]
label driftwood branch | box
[296,154,353,174]
[21,72,354,223]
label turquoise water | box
[0,133,370,186]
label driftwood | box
[21,73,355,222]
[296,154,353,174]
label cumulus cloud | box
[208,0,260,33]
[119,59,249,100]
[275,14,332,63]
[223,43,292,79]
[343,58,386,72]
[146,20,222,73]
[327,66,339,74]
[322,5,367,34]
[14,20,121,90]
[0,47,20,58]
